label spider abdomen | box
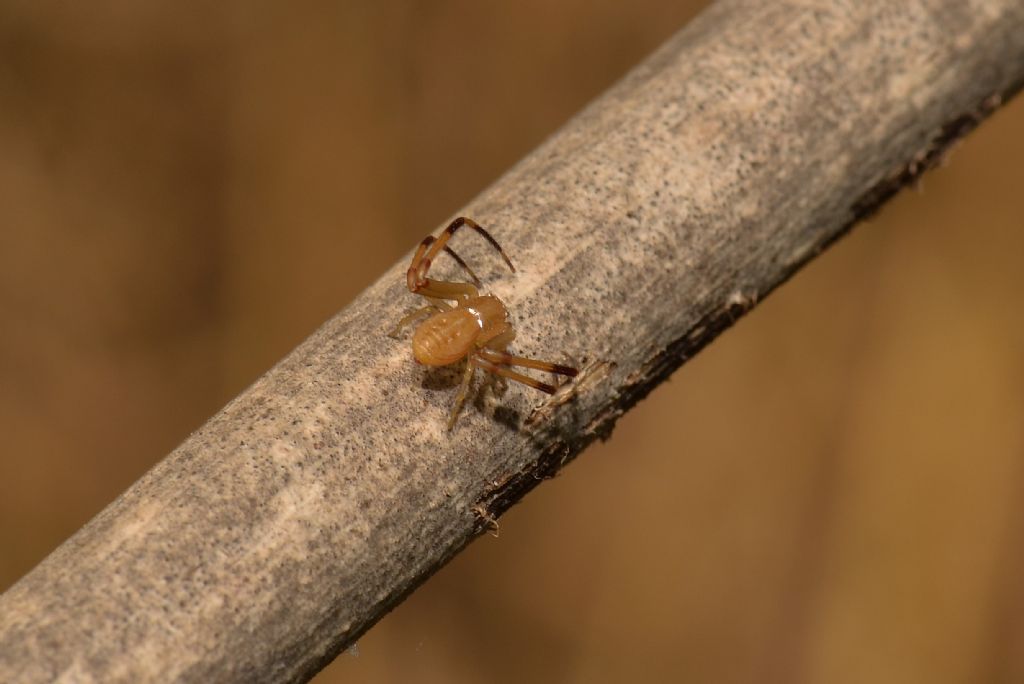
[412,309,481,366]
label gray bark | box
[2,0,1022,681]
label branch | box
[2,1,1023,681]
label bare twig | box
[2,1,1023,681]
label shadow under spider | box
[475,374,522,431]
[418,363,523,430]
[419,364,464,391]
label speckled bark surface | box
[2,1,1023,681]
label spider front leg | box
[415,279,480,303]
[388,305,440,339]
[407,217,515,294]
[388,298,452,338]
[410,236,483,289]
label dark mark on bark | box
[474,440,572,526]
[852,90,1017,221]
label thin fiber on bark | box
[2,1,1023,681]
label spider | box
[390,217,578,429]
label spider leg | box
[425,217,515,273]
[407,237,480,301]
[441,245,481,286]
[388,304,442,338]
[484,324,516,351]
[472,355,560,394]
[408,236,483,288]
[479,324,578,377]
[447,361,476,430]
[407,237,433,291]
[408,217,515,292]
[416,279,479,302]
[478,348,579,378]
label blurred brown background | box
[2,2,1023,682]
